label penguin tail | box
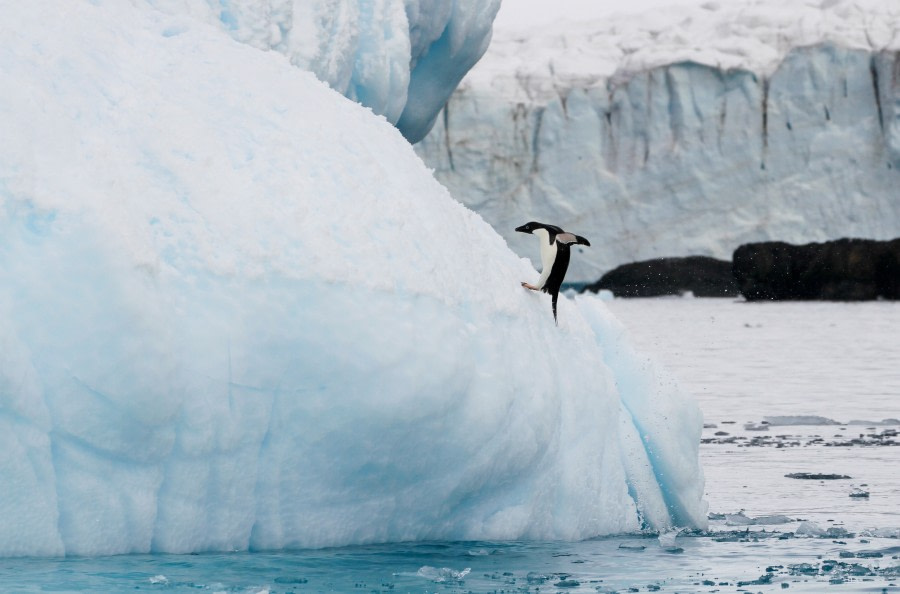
[551,291,559,326]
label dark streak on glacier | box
[443,104,455,172]
[870,56,884,135]
[530,106,543,175]
[761,76,769,170]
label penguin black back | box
[543,242,571,324]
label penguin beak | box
[515,224,530,234]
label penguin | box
[515,221,591,324]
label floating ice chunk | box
[848,419,900,426]
[149,575,168,585]
[795,523,851,538]
[744,422,770,431]
[526,572,549,584]
[764,416,842,426]
[751,515,793,525]
[415,566,471,583]
[860,527,900,538]
[790,562,819,575]
[724,512,792,526]
[725,512,755,526]
[795,521,827,537]
[658,529,681,551]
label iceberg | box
[415,0,900,281]
[0,0,705,557]
[145,0,500,142]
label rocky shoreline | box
[583,238,900,300]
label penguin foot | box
[521,282,539,291]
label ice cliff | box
[0,0,705,557]
[415,0,900,282]
[146,0,500,142]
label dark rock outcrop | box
[583,256,739,297]
[732,239,900,301]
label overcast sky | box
[493,0,725,30]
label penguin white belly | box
[534,228,557,290]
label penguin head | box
[515,221,552,235]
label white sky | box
[493,0,725,30]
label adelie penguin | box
[515,222,590,324]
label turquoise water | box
[1,533,897,593]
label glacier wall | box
[415,4,900,282]
[144,0,500,142]
[0,0,705,557]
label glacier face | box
[414,0,900,282]
[0,0,705,557]
[144,0,500,142]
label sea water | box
[1,299,897,593]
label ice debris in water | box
[526,572,549,584]
[149,575,168,585]
[795,522,851,538]
[467,548,492,556]
[744,422,770,431]
[860,528,900,538]
[848,418,900,426]
[415,566,471,583]
[658,529,681,550]
[795,522,827,537]
[724,512,792,526]
[763,416,841,426]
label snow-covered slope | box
[415,0,900,281]
[145,0,500,142]
[0,0,705,557]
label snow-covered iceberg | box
[415,0,900,281]
[0,0,705,557]
[145,0,500,142]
